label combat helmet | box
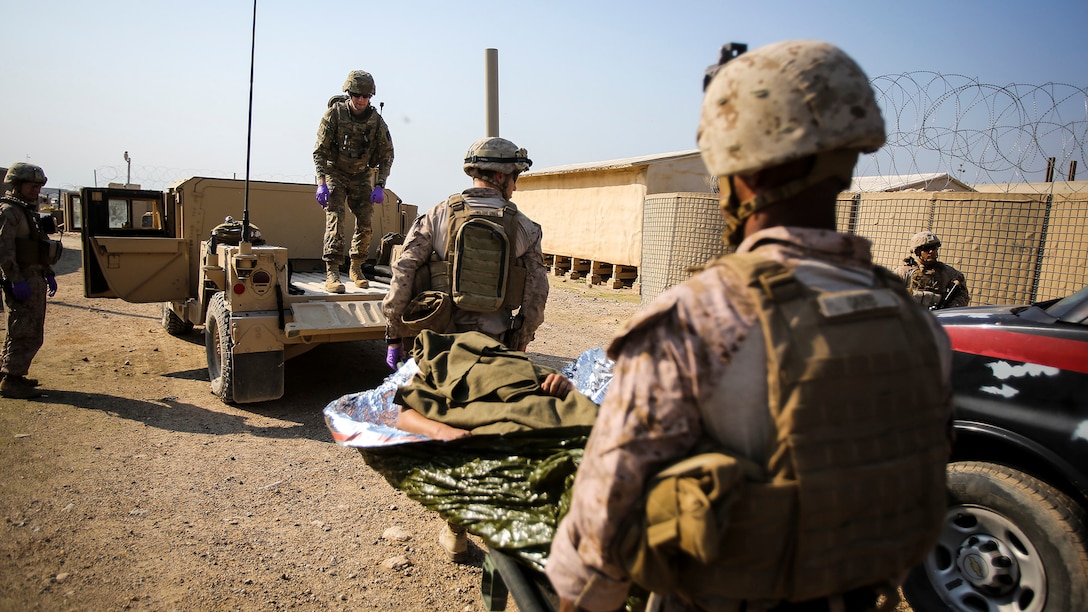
[343,70,376,96]
[910,231,941,252]
[463,137,532,180]
[697,40,885,245]
[4,162,48,186]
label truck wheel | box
[903,461,1088,612]
[204,292,235,403]
[161,303,194,336]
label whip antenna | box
[242,0,257,243]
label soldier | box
[313,69,394,293]
[894,230,970,309]
[547,40,953,612]
[1,163,58,399]
[381,136,549,563]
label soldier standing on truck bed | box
[1,163,60,399]
[547,40,953,612]
[313,69,394,293]
[381,137,550,563]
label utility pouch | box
[500,265,526,310]
[37,212,58,235]
[43,239,63,265]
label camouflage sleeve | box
[370,114,394,186]
[0,205,23,282]
[382,208,439,339]
[313,107,337,182]
[512,219,548,347]
[546,304,705,610]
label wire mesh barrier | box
[640,193,728,304]
[839,192,1088,305]
[639,192,1086,307]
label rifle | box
[932,280,963,310]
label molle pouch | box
[43,239,63,266]
[451,218,509,313]
[37,212,58,235]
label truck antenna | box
[241,0,257,244]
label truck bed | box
[288,270,392,297]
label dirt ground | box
[0,234,643,612]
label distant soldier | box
[381,137,549,563]
[313,70,394,293]
[1,163,59,399]
[894,231,970,309]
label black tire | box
[161,303,194,336]
[903,461,1088,612]
[204,292,235,403]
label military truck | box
[79,177,417,403]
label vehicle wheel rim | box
[926,504,1046,612]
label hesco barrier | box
[640,193,727,304]
[640,191,1088,306]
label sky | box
[3,0,1086,212]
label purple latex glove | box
[46,275,57,297]
[385,344,404,370]
[315,184,330,208]
[370,186,385,204]
[12,281,30,302]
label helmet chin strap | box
[723,150,859,247]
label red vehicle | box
[903,286,1088,611]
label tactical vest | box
[905,261,951,294]
[1,196,63,268]
[330,100,378,176]
[617,252,949,605]
[431,195,526,313]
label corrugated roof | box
[523,150,702,177]
[849,173,974,192]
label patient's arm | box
[396,408,471,441]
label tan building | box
[514,150,714,293]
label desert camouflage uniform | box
[0,193,52,378]
[894,258,970,308]
[314,99,394,262]
[546,226,954,611]
[382,187,548,347]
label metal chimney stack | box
[485,48,499,137]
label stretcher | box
[324,346,615,612]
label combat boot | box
[325,262,345,294]
[1,375,43,399]
[349,257,369,289]
[438,522,469,563]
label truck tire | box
[161,303,194,336]
[903,461,1088,612]
[204,292,235,403]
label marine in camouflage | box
[313,76,394,262]
[893,231,970,309]
[548,40,954,611]
[382,187,548,349]
[1,175,52,384]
